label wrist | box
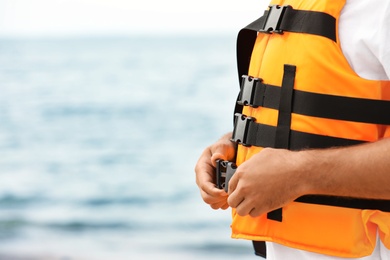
[293,149,330,197]
[295,147,347,197]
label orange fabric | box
[232,0,390,257]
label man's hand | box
[195,132,236,210]
[197,132,390,216]
[227,148,307,217]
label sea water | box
[0,36,257,259]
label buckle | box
[216,160,237,192]
[231,113,255,146]
[238,75,264,107]
[260,5,290,34]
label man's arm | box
[227,137,390,217]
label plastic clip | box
[216,160,237,192]
[260,5,290,34]
[238,75,263,107]
[231,113,255,146]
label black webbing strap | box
[236,23,257,84]
[278,7,336,41]
[296,195,390,212]
[236,5,336,84]
[274,65,296,150]
[253,240,267,258]
[292,90,390,125]
[238,76,390,125]
[237,116,365,149]
[267,65,296,222]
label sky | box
[0,0,268,37]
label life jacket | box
[230,0,390,258]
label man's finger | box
[227,170,239,195]
[234,199,254,216]
[227,189,244,209]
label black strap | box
[236,26,257,84]
[238,77,390,125]
[253,240,267,258]
[296,195,390,212]
[293,90,390,125]
[232,114,364,149]
[267,65,296,222]
[274,65,296,149]
[279,7,336,41]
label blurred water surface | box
[0,36,256,259]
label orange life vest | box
[230,0,390,257]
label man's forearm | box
[299,137,390,200]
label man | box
[195,0,390,259]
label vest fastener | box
[260,5,290,34]
[238,75,265,107]
[231,113,255,146]
[215,160,237,192]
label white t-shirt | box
[266,0,390,259]
[339,0,390,80]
